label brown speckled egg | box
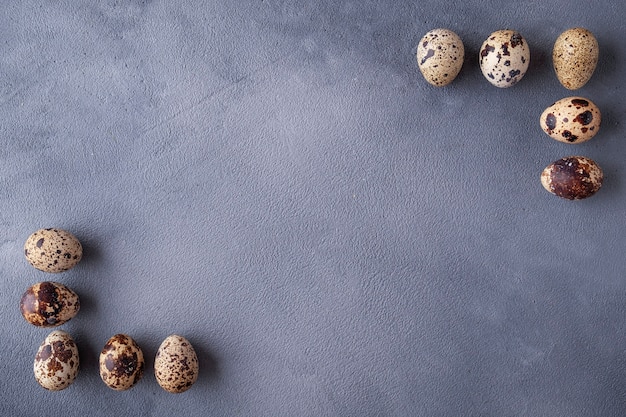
[24,228,82,273]
[99,334,145,391]
[541,156,603,200]
[20,281,80,327]
[416,28,465,87]
[553,28,599,90]
[154,335,199,393]
[540,97,601,144]
[34,330,79,391]
[479,30,530,88]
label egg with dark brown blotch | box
[154,335,199,393]
[479,29,530,88]
[20,281,80,327]
[416,28,465,87]
[24,228,82,273]
[553,28,599,90]
[99,334,145,391]
[540,96,601,144]
[541,156,603,200]
[34,330,79,391]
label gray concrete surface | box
[1,1,625,416]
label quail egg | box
[34,330,79,391]
[541,156,603,200]
[540,96,601,144]
[24,228,82,273]
[20,281,80,327]
[99,334,145,391]
[553,28,599,90]
[154,335,199,393]
[479,30,530,87]
[416,28,465,87]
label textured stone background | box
[1,1,625,416]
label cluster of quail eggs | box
[417,27,604,200]
[21,228,199,393]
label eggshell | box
[154,335,199,393]
[20,281,80,327]
[33,330,79,391]
[540,96,601,144]
[479,30,530,88]
[24,228,82,273]
[541,156,603,200]
[99,334,145,391]
[553,28,599,90]
[416,28,465,87]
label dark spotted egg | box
[479,30,530,88]
[20,281,80,327]
[24,228,82,273]
[99,334,145,391]
[540,96,601,144]
[154,335,199,393]
[553,28,599,90]
[416,28,465,87]
[541,156,603,200]
[34,330,79,391]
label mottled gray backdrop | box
[1,1,625,416]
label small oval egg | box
[416,28,465,87]
[553,28,599,90]
[20,281,80,327]
[99,334,145,391]
[540,96,601,144]
[154,335,199,393]
[34,330,79,391]
[24,228,83,273]
[541,156,603,200]
[479,30,530,88]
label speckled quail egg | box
[154,335,199,393]
[541,156,603,200]
[24,228,82,273]
[540,96,601,144]
[553,28,599,90]
[34,330,79,391]
[479,30,530,87]
[416,28,465,87]
[99,334,145,391]
[20,281,80,327]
